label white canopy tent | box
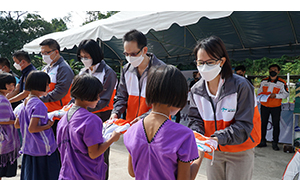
[23,11,300,67]
[23,11,233,54]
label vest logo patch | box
[221,107,236,112]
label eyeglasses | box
[77,55,91,59]
[40,49,56,55]
[123,47,144,57]
[194,59,222,66]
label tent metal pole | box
[228,16,245,49]
[98,39,102,48]
[286,11,299,45]
[148,31,171,57]
[184,26,186,48]
[119,60,123,75]
[287,73,290,103]
[102,41,122,60]
[185,26,197,43]
[227,43,300,52]
[147,38,193,51]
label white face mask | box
[13,62,22,71]
[197,64,222,82]
[42,51,57,65]
[81,58,93,68]
[125,54,144,67]
[42,55,53,65]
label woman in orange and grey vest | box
[74,39,117,180]
[188,36,261,180]
[76,39,117,122]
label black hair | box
[123,29,147,49]
[235,65,246,72]
[193,35,233,79]
[25,71,50,92]
[39,38,61,53]
[71,74,103,101]
[0,73,16,90]
[77,39,104,65]
[0,57,11,69]
[146,65,188,109]
[269,64,281,71]
[12,50,31,63]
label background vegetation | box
[0,11,117,76]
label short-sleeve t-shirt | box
[123,119,199,180]
[0,94,20,155]
[57,107,106,180]
[18,97,57,156]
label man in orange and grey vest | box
[109,29,165,123]
[257,64,289,151]
[39,38,74,137]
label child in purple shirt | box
[0,73,20,179]
[56,74,121,180]
[14,71,60,180]
[124,65,204,180]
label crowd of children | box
[0,67,201,180]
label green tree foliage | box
[21,13,54,41]
[66,59,84,75]
[0,11,67,60]
[51,18,68,32]
[83,11,119,25]
[232,55,300,76]
[0,11,28,59]
[0,11,67,75]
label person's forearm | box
[89,140,113,159]
[9,91,30,103]
[14,118,20,129]
[0,120,15,125]
[28,124,51,133]
[128,155,135,177]
[6,88,19,99]
[190,151,204,180]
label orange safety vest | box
[259,77,289,107]
[44,82,72,112]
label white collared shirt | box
[205,76,225,108]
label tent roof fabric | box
[23,11,300,64]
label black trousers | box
[260,105,281,143]
[94,110,111,180]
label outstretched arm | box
[88,131,121,159]
[9,90,30,103]
[190,151,204,180]
[128,154,135,177]
[0,120,15,125]
[177,150,204,180]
